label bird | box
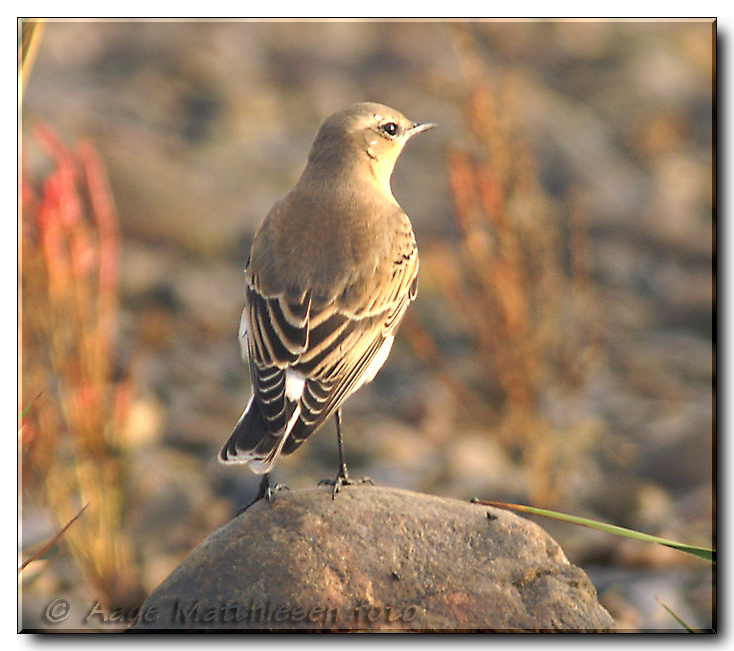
[219,101,434,505]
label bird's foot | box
[236,475,289,515]
[319,466,373,499]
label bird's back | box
[248,176,417,316]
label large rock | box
[131,486,613,631]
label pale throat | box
[365,148,401,196]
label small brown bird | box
[219,102,434,503]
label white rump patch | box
[285,369,306,402]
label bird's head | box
[306,102,435,188]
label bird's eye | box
[381,122,399,137]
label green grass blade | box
[18,502,90,573]
[19,401,33,421]
[655,597,697,632]
[472,499,715,564]
[19,389,45,421]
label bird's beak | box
[407,122,437,137]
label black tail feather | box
[219,397,286,469]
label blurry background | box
[19,19,714,631]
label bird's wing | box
[244,287,310,434]
[289,229,418,453]
[245,214,418,454]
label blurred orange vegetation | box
[406,26,602,506]
[20,124,142,608]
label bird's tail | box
[218,395,291,474]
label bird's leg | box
[319,409,373,498]
[335,408,350,485]
[236,473,288,515]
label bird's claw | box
[236,477,289,515]
[319,469,373,499]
